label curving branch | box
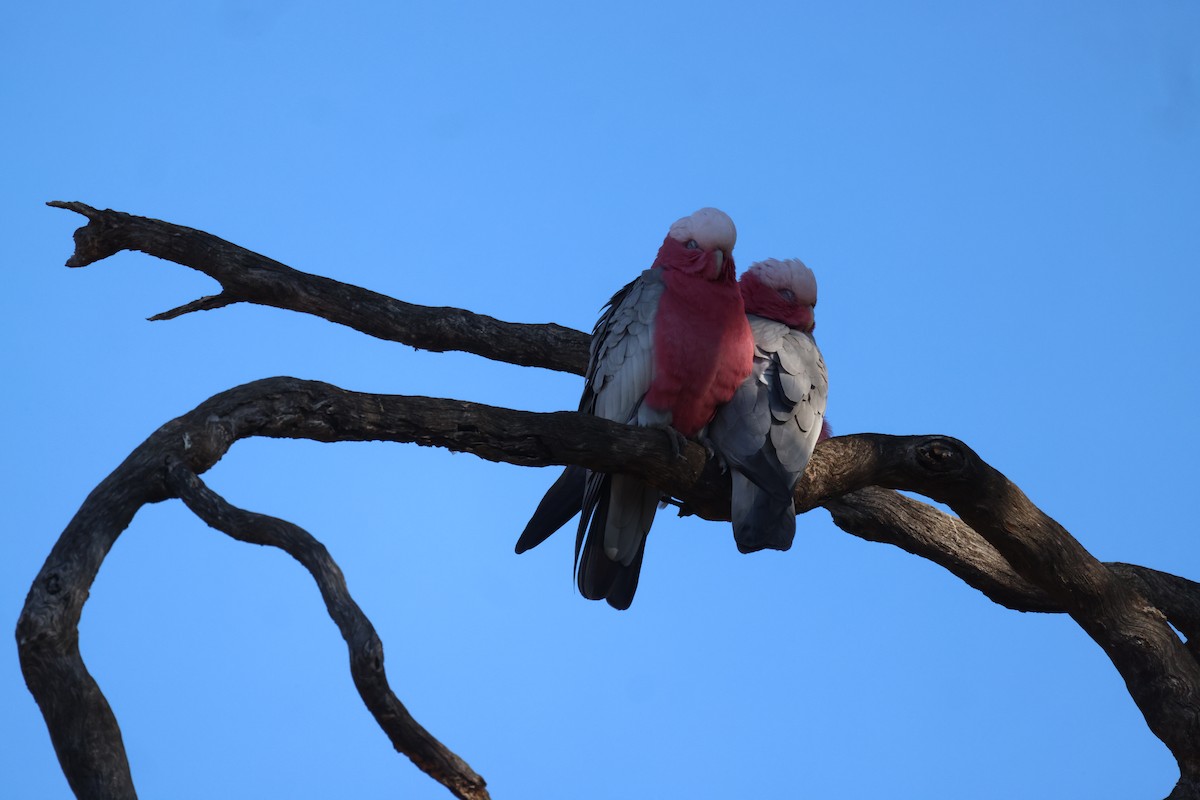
[821,437,1200,785]
[21,202,1200,799]
[162,457,489,800]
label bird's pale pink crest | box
[667,207,737,252]
[739,258,818,332]
[655,207,738,282]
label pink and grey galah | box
[707,258,829,554]
[515,207,754,609]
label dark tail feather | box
[577,477,619,599]
[575,481,649,610]
[515,465,587,553]
[731,473,797,554]
[603,534,647,610]
[575,472,651,610]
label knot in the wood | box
[915,437,965,473]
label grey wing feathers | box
[709,314,828,554]
[583,269,664,423]
[514,271,664,561]
[515,270,665,609]
[575,270,665,608]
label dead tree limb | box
[45,200,588,375]
[162,457,489,800]
[20,202,1200,799]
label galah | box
[707,258,829,554]
[516,207,754,609]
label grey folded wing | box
[515,270,664,558]
[708,315,828,553]
[576,269,665,608]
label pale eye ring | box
[778,288,796,302]
[685,239,699,250]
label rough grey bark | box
[18,202,1200,800]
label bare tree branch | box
[45,200,588,375]
[162,457,489,800]
[824,486,1059,612]
[149,293,237,320]
[24,202,1200,799]
[823,436,1200,783]
[22,377,1200,797]
[1107,564,1200,658]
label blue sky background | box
[3,2,1198,798]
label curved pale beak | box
[710,249,726,280]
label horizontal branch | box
[48,201,588,374]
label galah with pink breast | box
[708,258,829,554]
[517,207,754,609]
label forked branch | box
[45,200,588,375]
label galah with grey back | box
[707,258,828,553]
[516,208,754,609]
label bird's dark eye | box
[685,239,699,250]
[778,288,796,302]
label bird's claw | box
[657,496,694,518]
[697,433,728,472]
[659,425,688,460]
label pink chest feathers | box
[646,271,754,437]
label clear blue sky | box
[4,2,1198,798]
